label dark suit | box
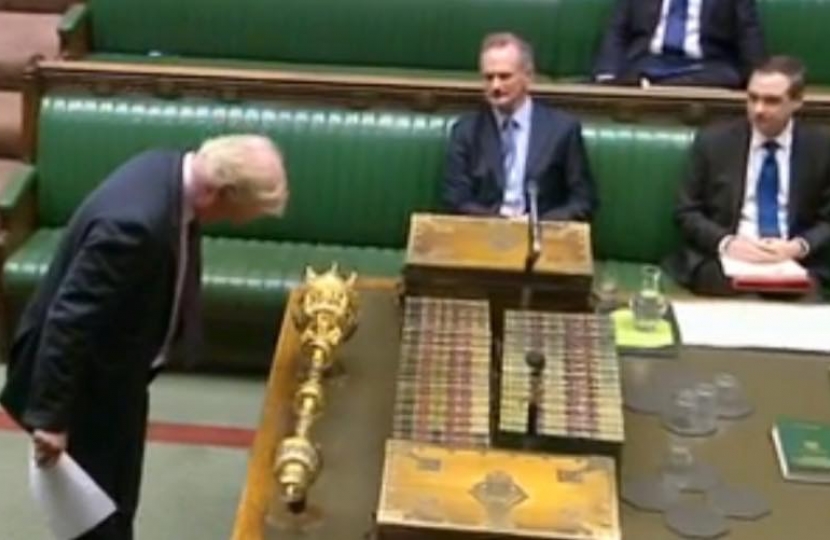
[593,0,766,88]
[0,149,199,540]
[443,101,597,221]
[665,119,830,294]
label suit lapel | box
[788,122,806,230]
[525,101,549,185]
[700,0,712,27]
[480,109,507,189]
[646,0,666,28]
[727,122,752,229]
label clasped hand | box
[725,236,803,263]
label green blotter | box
[611,308,674,349]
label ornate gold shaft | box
[273,264,359,513]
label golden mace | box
[273,264,359,513]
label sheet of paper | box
[672,300,830,352]
[28,450,116,540]
[719,255,808,279]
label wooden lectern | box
[403,213,594,314]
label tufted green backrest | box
[36,94,694,261]
[36,96,452,248]
[584,124,694,262]
[88,0,611,78]
[758,0,830,85]
[86,0,830,84]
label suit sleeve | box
[735,0,766,78]
[442,119,499,215]
[541,122,597,222]
[799,138,830,254]
[22,219,157,432]
[592,0,631,78]
[675,133,731,255]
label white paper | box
[672,300,830,352]
[28,449,117,540]
[719,255,808,279]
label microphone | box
[525,350,546,438]
[525,179,542,272]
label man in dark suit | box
[0,134,289,539]
[665,56,830,295]
[593,0,766,88]
[443,32,597,221]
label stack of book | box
[497,310,625,462]
[391,296,492,448]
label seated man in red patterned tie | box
[664,56,830,296]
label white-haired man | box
[0,134,289,539]
[443,32,597,221]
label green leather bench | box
[61,0,830,85]
[59,0,608,81]
[2,94,693,369]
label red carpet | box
[0,410,255,449]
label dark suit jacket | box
[593,0,766,86]
[0,150,188,433]
[665,119,830,287]
[442,101,597,221]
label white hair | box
[196,134,287,215]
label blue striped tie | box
[757,141,781,238]
[501,117,517,176]
[663,0,689,55]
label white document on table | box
[28,449,116,540]
[719,255,808,279]
[672,300,830,352]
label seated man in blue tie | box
[593,0,766,88]
[443,32,597,221]
[665,56,830,295]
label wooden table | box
[230,285,830,539]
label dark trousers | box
[76,512,134,540]
[71,388,150,540]
[615,57,744,89]
[690,258,736,296]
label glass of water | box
[593,267,618,313]
[630,265,668,331]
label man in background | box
[665,56,830,295]
[593,0,766,88]
[443,32,597,222]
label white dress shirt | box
[153,153,196,368]
[649,0,704,59]
[494,97,533,217]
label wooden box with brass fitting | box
[375,439,621,540]
[402,213,594,316]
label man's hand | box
[757,238,806,261]
[33,430,67,468]
[724,236,787,262]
